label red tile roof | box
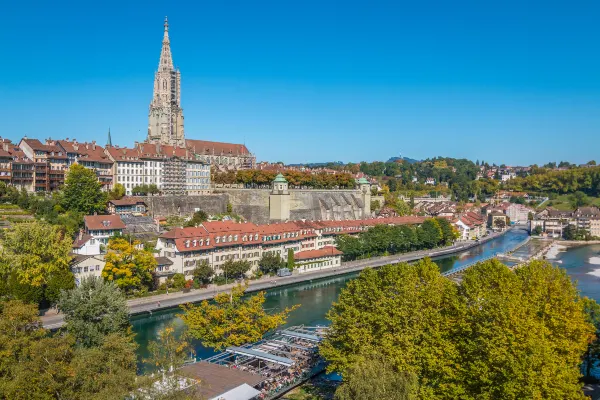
[84,215,126,231]
[108,197,147,206]
[294,246,343,261]
[186,139,251,156]
[162,216,426,252]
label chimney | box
[78,228,84,241]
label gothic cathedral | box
[147,17,185,147]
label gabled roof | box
[294,246,343,261]
[84,214,126,230]
[108,197,147,206]
[72,233,93,248]
[186,139,251,156]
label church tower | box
[147,17,185,147]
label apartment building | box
[156,216,426,280]
[531,207,600,237]
[55,139,114,190]
[107,143,210,195]
[454,212,487,240]
[19,138,69,192]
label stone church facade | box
[147,17,185,148]
[146,18,256,170]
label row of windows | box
[73,265,101,274]
[187,171,209,177]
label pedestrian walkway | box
[40,231,510,329]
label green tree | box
[2,271,45,305]
[563,224,579,240]
[172,273,186,289]
[102,237,156,293]
[184,210,208,227]
[180,284,299,350]
[435,217,458,245]
[287,248,295,270]
[258,253,284,275]
[533,225,543,236]
[58,277,130,348]
[61,163,108,214]
[108,183,126,200]
[334,354,418,400]
[0,221,72,287]
[192,259,214,284]
[221,259,251,280]
[582,297,600,378]
[417,219,443,248]
[44,267,76,304]
[321,258,593,399]
[0,300,140,399]
[570,191,590,209]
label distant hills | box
[387,156,420,164]
[288,157,420,167]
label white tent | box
[209,383,261,400]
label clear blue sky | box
[2,0,600,165]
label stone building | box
[145,18,256,170]
[146,17,185,148]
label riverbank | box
[41,229,514,329]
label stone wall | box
[142,189,369,224]
[143,194,228,217]
[218,189,271,224]
[218,188,368,223]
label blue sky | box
[2,0,600,165]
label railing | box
[443,235,531,278]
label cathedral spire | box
[158,16,173,71]
[107,127,112,147]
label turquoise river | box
[131,230,600,368]
[132,229,541,364]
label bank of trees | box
[0,278,198,399]
[506,166,600,196]
[336,218,459,261]
[212,168,356,189]
[321,258,595,399]
[0,221,75,308]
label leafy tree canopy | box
[0,221,72,287]
[58,277,131,348]
[320,258,594,400]
[102,237,156,294]
[180,284,299,350]
[61,163,108,214]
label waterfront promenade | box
[41,230,510,329]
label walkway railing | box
[443,235,532,278]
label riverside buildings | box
[155,216,425,280]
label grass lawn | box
[540,195,600,211]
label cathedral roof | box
[185,139,251,156]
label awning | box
[226,346,294,366]
[280,330,322,342]
[209,383,261,400]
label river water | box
[131,229,530,365]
